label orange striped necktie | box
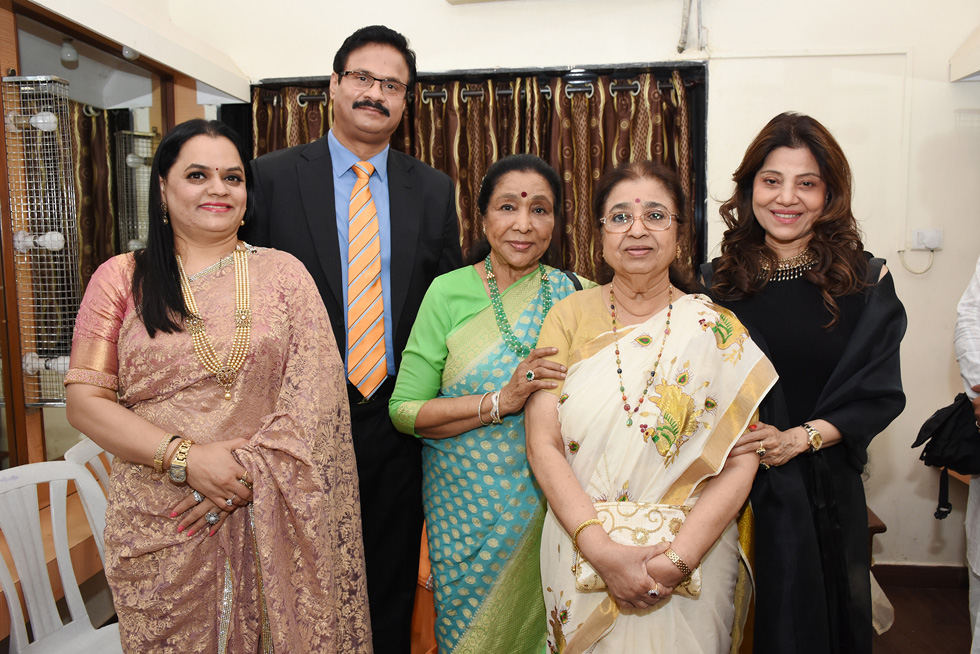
[347,161,387,399]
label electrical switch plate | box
[911,229,943,251]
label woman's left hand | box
[171,494,232,537]
[498,347,567,416]
[729,421,807,467]
[184,439,254,510]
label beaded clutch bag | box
[572,501,702,599]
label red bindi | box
[635,198,641,203]
[521,191,527,197]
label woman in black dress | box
[702,112,906,654]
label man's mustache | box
[352,99,390,117]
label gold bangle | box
[153,434,179,473]
[572,518,602,553]
[664,547,693,579]
[477,391,492,426]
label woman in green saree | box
[390,154,589,653]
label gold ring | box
[756,445,766,457]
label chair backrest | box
[0,460,109,651]
[64,436,114,493]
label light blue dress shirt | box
[328,129,395,377]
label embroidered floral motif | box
[547,588,572,653]
[645,361,706,465]
[568,440,580,453]
[615,480,632,502]
[633,333,653,347]
[704,396,717,411]
[697,305,749,364]
[558,392,569,405]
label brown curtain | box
[251,69,698,279]
[69,102,115,288]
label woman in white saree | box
[526,161,778,653]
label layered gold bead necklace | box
[176,247,251,399]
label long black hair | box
[131,119,252,337]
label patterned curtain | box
[251,68,699,280]
[69,102,116,288]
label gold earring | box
[240,219,245,227]
[676,245,682,259]
[161,202,169,225]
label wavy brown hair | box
[711,112,868,326]
[593,160,696,293]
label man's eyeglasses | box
[599,210,675,233]
[340,71,409,98]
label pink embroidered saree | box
[66,248,371,653]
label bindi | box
[521,191,527,197]
[635,198,641,203]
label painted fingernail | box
[187,530,195,537]
[748,424,757,431]
[209,530,216,537]
[170,511,178,518]
[177,525,184,533]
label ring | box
[192,490,204,503]
[225,495,236,506]
[761,462,771,470]
[756,445,766,457]
[646,587,659,598]
[526,370,535,382]
[205,511,220,525]
[239,478,253,490]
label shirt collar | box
[328,129,389,182]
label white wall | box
[85,0,980,566]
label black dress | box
[702,255,907,654]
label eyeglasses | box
[599,210,675,233]
[340,71,409,98]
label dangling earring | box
[676,245,682,259]
[161,201,169,225]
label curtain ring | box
[82,105,100,117]
[540,86,552,100]
[296,93,308,108]
[564,83,594,99]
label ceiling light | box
[122,45,140,61]
[59,38,77,65]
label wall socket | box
[911,229,943,251]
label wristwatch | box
[168,439,194,484]
[802,423,822,452]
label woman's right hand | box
[498,347,566,415]
[183,439,253,511]
[581,536,665,611]
[171,495,232,537]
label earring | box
[161,202,169,225]
[676,245,682,259]
[240,219,245,227]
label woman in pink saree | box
[65,119,371,653]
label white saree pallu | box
[537,291,777,653]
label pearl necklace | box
[761,247,817,282]
[176,248,251,400]
[484,254,552,359]
[610,285,673,428]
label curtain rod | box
[273,80,687,106]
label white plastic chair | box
[64,436,113,493]
[0,461,123,653]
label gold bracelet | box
[153,434,180,473]
[477,391,492,426]
[664,547,693,579]
[571,518,602,553]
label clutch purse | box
[572,501,702,598]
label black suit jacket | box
[244,136,462,404]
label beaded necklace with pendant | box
[484,254,552,359]
[761,247,817,282]
[176,247,251,400]
[610,284,673,427]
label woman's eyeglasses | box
[340,71,409,98]
[599,210,675,233]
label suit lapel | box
[297,139,344,311]
[388,152,419,338]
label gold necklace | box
[761,247,817,282]
[176,248,251,399]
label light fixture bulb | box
[126,153,148,168]
[122,45,140,61]
[60,38,78,64]
[29,111,58,132]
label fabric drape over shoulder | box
[390,265,584,654]
[66,248,372,653]
[536,289,777,653]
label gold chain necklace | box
[761,247,817,282]
[176,248,251,400]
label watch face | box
[169,464,187,483]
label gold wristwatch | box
[168,439,194,484]
[802,423,822,452]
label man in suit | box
[244,25,461,653]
